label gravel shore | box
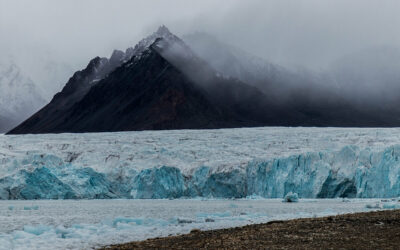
[103,209,400,249]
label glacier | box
[1,127,400,199]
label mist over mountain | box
[184,33,400,123]
[182,33,332,104]
[8,26,400,134]
[0,62,46,132]
[183,33,400,124]
[329,46,400,108]
[31,60,75,100]
[183,33,290,88]
[0,53,75,132]
[2,1,400,134]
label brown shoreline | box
[102,209,400,249]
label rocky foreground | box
[103,209,400,249]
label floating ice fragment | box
[382,203,400,209]
[23,205,39,210]
[246,194,264,200]
[283,192,299,203]
[196,211,232,218]
[23,225,51,235]
[229,203,238,208]
[176,218,196,224]
[365,203,383,209]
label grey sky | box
[1,0,400,76]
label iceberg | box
[283,192,299,202]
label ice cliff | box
[1,144,400,200]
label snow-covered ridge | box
[0,62,46,132]
[85,26,180,82]
[1,127,400,199]
[0,64,44,112]
[119,25,178,65]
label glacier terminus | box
[1,127,400,200]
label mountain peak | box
[156,25,172,36]
[109,50,125,64]
[117,25,177,64]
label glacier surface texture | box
[1,127,400,199]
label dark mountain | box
[7,27,293,134]
[7,27,400,134]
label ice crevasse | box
[0,145,400,199]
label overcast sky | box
[1,0,400,78]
